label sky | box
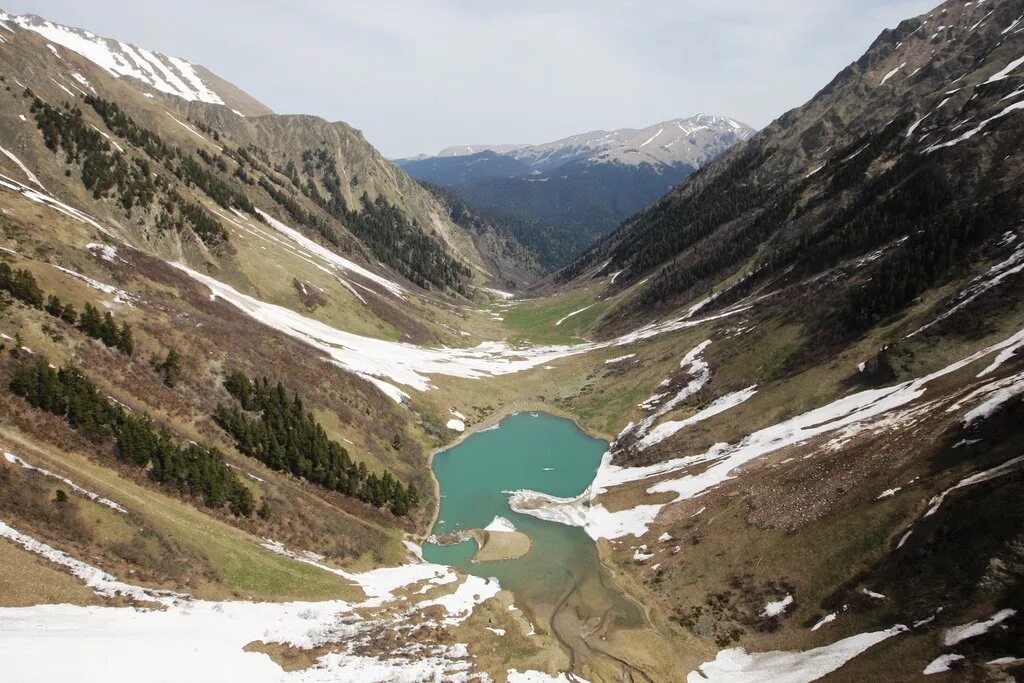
[7,0,939,158]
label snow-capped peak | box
[422,115,755,172]
[0,11,225,106]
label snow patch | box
[687,625,907,682]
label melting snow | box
[687,625,907,683]
[5,13,225,105]
[515,327,1024,539]
[880,62,907,85]
[923,654,964,675]
[811,613,837,631]
[635,385,757,451]
[0,145,44,189]
[554,304,595,326]
[760,594,793,617]
[944,608,1017,645]
[926,455,1024,517]
[173,262,747,403]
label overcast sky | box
[8,0,938,157]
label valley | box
[0,1,1023,681]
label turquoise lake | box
[422,412,645,628]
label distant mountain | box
[0,11,273,116]
[406,115,753,173]
[436,143,527,157]
[396,115,753,267]
[396,150,532,186]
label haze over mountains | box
[0,1,1022,682]
[398,115,754,268]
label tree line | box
[9,358,253,515]
[214,371,418,516]
[0,263,134,355]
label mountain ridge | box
[0,10,273,116]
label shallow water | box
[423,412,645,628]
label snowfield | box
[0,522,511,682]
[3,12,226,105]
[687,625,908,683]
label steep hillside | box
[420,182,543,289]
[565,0,1024,340]
[0,12,507,306]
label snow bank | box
[923,654,964,675]
[925,456,1024,517]
[944,608,1017,645]
[0,519,182,603]
[86,242,123,263]
[0,171,114,236]
[481,287,515,300]
[519,327,1024,540]
[417,575,501,625]
[811,613,837,631]
[4,13,226,105]
[0,599,484,682]
[0,534,506,680]
[0,145,44,189]
[51,264,135,304]
[686,625,907,683]
[635,385,757,451]
[255,209,406,298]
[961,372,1024,424]
[446,418,466,432]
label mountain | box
[395,149,532,185]
[0,9,544,298]
[407,115,754,173]
[2,2,1024,682]
[396,115,754,268]
[562,0,1024,334]
[0,11,273,116]
[536,0,1024,675]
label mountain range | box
[396,115,754,268]
[0,1,1022,682]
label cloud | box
[7,0,938,157]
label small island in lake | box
[431,516,533,563]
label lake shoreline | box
[417,401,613,544]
